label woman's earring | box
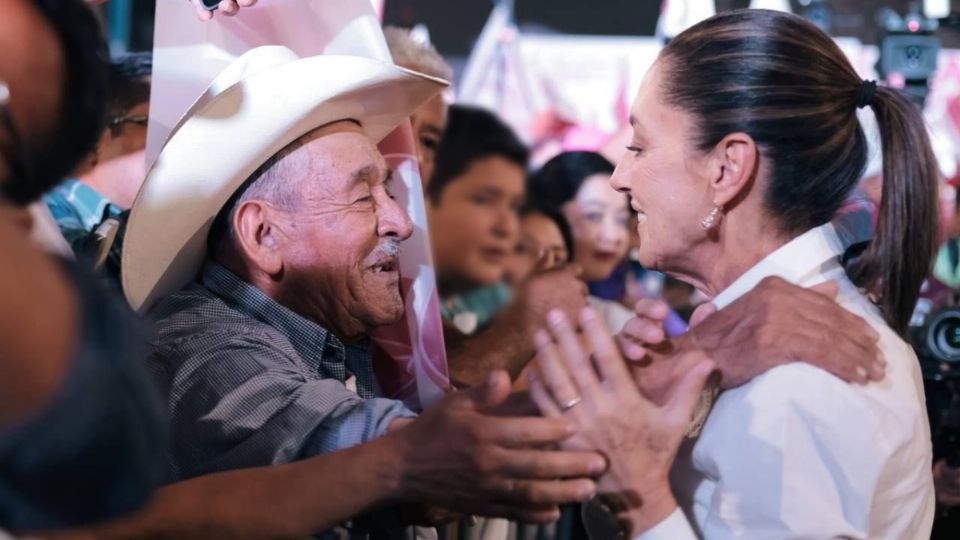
[700,205,723,230]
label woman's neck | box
[667,211,794,299]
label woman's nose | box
[610,162,632,193]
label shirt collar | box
[200,262,348,373]
[711,223,846,310]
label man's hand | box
[389,371,605,523]
[509,264,588,340]
[636,277,884,404]
[446,264,589,387]
[188,0,257,21]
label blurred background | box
[95,0,960,173]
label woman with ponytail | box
[525,9,938,539]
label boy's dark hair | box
[427,104,529,202]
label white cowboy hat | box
[122,46,447,313]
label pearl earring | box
[700,205,723,230]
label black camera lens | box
[948,325,960,349]
[927,310,960,363]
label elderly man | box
[118,48,608,536]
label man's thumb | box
[460,370,512,409]
[809,279,839,299]
[689,302,717,328]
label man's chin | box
[370,295,405,328]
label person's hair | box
[527,151,617,208]
[661,9,938,335]
[519,202,574,259]
[108,52,152,120]
[427,104,529,202]
[207,134,307,257]
[2,0,109,205]
[383,26,453,81]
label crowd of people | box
[0,0,951,539]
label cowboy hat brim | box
[122,52,446,312]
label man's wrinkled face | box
[272,122,413,339]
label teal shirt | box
[44,179,125,283]
[44,178,120,234]
[440,282,512,333]
[934,239,960,289]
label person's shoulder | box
[720,275,920,421]
[833,277,920,378]
[713,338,925,455]
[148,283,282,351]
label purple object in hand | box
[663,309,688,337]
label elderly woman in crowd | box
[530,9,938,539]
[505,202,574,285]
[528,151,635,332]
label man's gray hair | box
[383,26,453,82]
[207,134,308,255]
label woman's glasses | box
[108,113,149,137]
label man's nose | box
[379,196,413,241]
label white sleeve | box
[694,363,924,539]
[632,508,698,540]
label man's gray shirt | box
[148,263,414,481]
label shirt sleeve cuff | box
[632,508,698,540]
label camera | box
[875,6,941,107]
[912,294,960,505]
[913,304,960,379]
[201,0,220,10]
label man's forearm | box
[56,436,407,540]
[445,311,533,388]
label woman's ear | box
[709,132,758,207]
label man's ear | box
[233,200,284,275]
[708,132,758,208]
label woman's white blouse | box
[636,224,935,539]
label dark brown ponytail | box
[847,87,938,335]
[661,9,938,335]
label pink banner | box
[373,125,450,408]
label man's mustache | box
[373,240,402,259]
